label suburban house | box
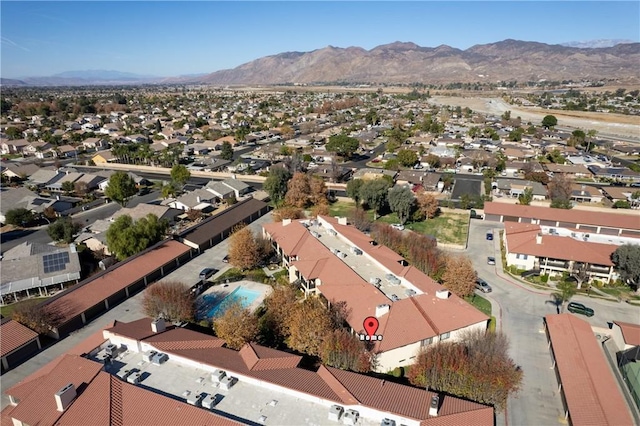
[588,166,640,183]
[205,178,251,200]
[0,163,40,180]
[166,188,219,212]
[601,186,640,207]
[1,319,493,426]
[395,171,441,191]
[0,139,29,155]
[91,150,118,165]
[502,222,628,282]
[494,179,547,201]
[543,163,592,178]
[111,203,183,225]
[570,184,603,204]
[262,216,489,372]
[81,137,107,152]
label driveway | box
[467,219,639,426]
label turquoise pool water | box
[201,286,261,318]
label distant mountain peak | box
[560,39,636,48]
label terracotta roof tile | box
[105,318,173,342]
[143,327,226,351]
[545,314,634,426]
[614,320,640,346]
[0,318,39,357]
[43,241,191,325]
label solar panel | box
[43,252,70,274]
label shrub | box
[392,366,404,378]
[540,274,549,283]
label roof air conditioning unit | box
[211,369,226,383]
[127,372,142,385]
[343,409,360,425]
[219,376,237,391]
[105,343,118,356]
[381,420,396,426]
[187,392,205,407]
[151,317,166,333]
[328,405,344,422]
[375,304,390,318]
[429,394,440,417]
[142,350,157,363]
[436,290,450,300]
[202,393,221,409]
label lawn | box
[0,297,51,318]
[464,294,492,316]
[328,200,469,246]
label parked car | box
[567,302,594,317]
[475,279,492,293]
[486,232,493,241]
[391,224,405,231]
[487,256,496,265]
[199,268,217,280]
[222,255,229,263]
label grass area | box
[464,294,492,317]
[328,200,469,246]
[0,297,51,317]
[214,267,269,284]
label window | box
[421,337,433,347]
[440,332,450,340]
[523,254,528,260]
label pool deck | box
[198,280,273,319]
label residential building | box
[570,184,603,203]
[263,217,489,372]
[0,318,41,373]
[91,150,117,165]
[494,178,547,200]
[588,166,640,183]
[205,178,251,199]
[166,188,219,212]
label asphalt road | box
[466,219,639,426]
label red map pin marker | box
[363,316,379,338]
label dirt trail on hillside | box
[430,96,640,140]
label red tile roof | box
[0,318,39,357]
[504,222,617,266]
[263,219,488,353]
[43,240,191,325]
[545,314,634,426]
[614,321,640,346]
[484,201,640,231]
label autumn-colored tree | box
[43,206,58,221]
[256,234,275,263]
[320,329,374,373]
[272,206,304,222]
[310,202,330,218]
[309,176,328,206]
[141,280,195,323]
[416,190,440,219]
[186,209,203,221]
[213,300,259,350]
[228,224,260,270]
[12,302,63,334]
[261,284,299,345]
[548,174,573,209]
[349,207,372,232]
[285,298,334,356]
[441,255,477,297]
[285,172,311,208]
[407,329,522,411]
[74,181,89,197]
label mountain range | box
[2,39,639,87]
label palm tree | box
[554,281,577,313]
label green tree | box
[104,171,137,207]
[360,178,391,220]
[365,109,380,126]
[569,129,586,147]
[346,179,364,206]
[541,114,558,129]
[388,185,415,224]
[264,167,292,206]
[47,217,80,243]
[553,281,577,312]
[396,149,418,167]
[170,164,191,187]
[4,208,34,226]
[326,134,360,158]
[547,149,566,164]
[220,141,234,161]
[611,244,640,292]
[106,214,168,261]
[61,180,75,195]
[517,188,533,205]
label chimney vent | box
[55,383,76,412]
[282,218,292,226]
[536,233,542,244]
[151,317,166,333]
[375,304,390,318]
[338,217,348,225]
[435,290,450,300]
[429,394,440,417]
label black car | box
[475,279,492,293]
[567,302,594,317]
[486,232,494,241]
[199,268,217,280]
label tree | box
[47,217,80,243]
[388,185,415,225]
[416,190,439,219]
[213,300,259,350]
[407,329,522,411]
[74,181,90,197]
[141,280,195,323]
[326,134,360,158]
[285,172,312,208]
[220,141,234,161]
[350,207,372,232]
[424,154,440,169]
[170,164,191,187]
[104,171,137,207]
[569,129,586,147]
[548,174,573,209]
[61,180,75,195]
[518,187,533,205]
[272,206,304,222]
[106,214,168,261]
[228,224,260,270]
[611,244,640,292]
[397,149,418,167]
[285,298,334,356]
[264,167,292,206]
[441,255,477,297]
[547,149,566,164]
[12,302,62,334]
[360,178,391,220]
[160,182,177,199]
[4,208,35,226]
[346,179,364,205]
[262,285,299,345]
[320,329,373,373]
[554,281,577,312]
[309,176,328,206]
[541,114,558,129]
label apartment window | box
[421,337,434,347]
[440,332,450,340]
[523,255,528,260]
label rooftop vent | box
[343,409,360,426]
[55,383,76,412]
[211,369,226,383]
[151,317,166,333]
[375,304,390,318]
[282,218,292,226]
[536,233,542,245]
[435,290,450,300]
[328,405,344,422]
[381,419,396,426]
[338,217,348,225]
[429,394,440,417]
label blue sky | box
[1,1,638,78]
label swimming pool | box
[201,286,261,318]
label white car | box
[391,224,405,231]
